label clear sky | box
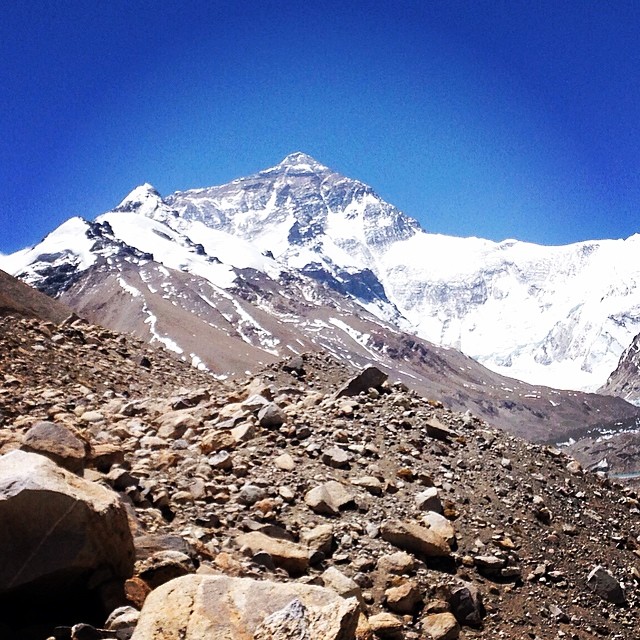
[2,1,640,253]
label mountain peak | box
[276,152,330,172]
[115,183,163,214]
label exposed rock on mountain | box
[563,336,640,483]
[600,331,640,405]
[0,311,639,639]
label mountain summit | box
[273,151,332,173]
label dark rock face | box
[586,566,626,605]
[335,365,388,398]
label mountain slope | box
[1,315,639,638]
[0,268,72,323]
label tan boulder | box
[422,511,456,546]
[130,574,361,640]
[421,612,460,640]
[380,519,451,558]
[305,480,356,516]
[156,410,200,439]
[236,530,310,575]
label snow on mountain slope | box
[163,153,640,391]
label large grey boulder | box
[0,450,134,597]
[130,574,361,640]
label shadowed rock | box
[335,366,388,398]
[0,450,134,598]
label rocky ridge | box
[1,313,639,639]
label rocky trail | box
[1,314,639,639]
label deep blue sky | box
[2,1,640,253]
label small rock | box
[586,565,626,605]
[322,446,353,469]
[274,452,296,470]
[425,418,458,441]
[415,487,443,513]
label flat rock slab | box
[380,519,451,558]
[425,418,458,441]
[236,531,310,575]
[130,574,361,640]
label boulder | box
[422,512,456,546]
[135,550,196,589]
[322,566,364,604]
[156,410,200,439]
[258,403,286,428]
[421,612,460,640]
[335,366,388,398]
[384,580,423,615]
[425,419,458,442]
[305,481,356,516]
[586,565,626,605]
[301,524,335,556]
[376,551,415,577]
[237,531,310,575]
[0,450,134,597]
[415,488,443,514]
[130,574,361,640]
[21,420,89,474]
[446,581,485,628]
[322,446,353,469]
[380,520,451,559]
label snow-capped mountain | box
[600,331,640,405]
[5,156,640,441]
[161,152,640,392]
[4,151,640,398]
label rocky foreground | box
[1,314,639,639]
